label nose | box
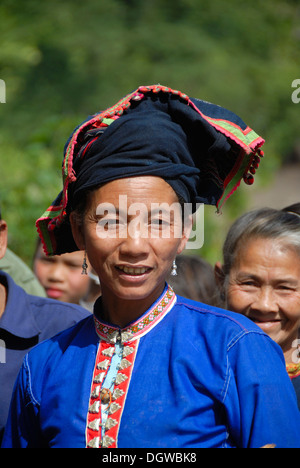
[47,262,66,282]
[251,287,279,315]
[119,226,151,260]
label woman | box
[215,206,300,408]
[2,85,300,448]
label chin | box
[115,286,151,300]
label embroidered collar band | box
[93,285,176,344]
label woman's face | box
[71,176,189,312]
[226,237,300,360]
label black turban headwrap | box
[36,85,265,255]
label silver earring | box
[171,259,177,276]
[81,251,88,275]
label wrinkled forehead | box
[86,176,180,208]
[233,236,300,273]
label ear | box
[214,261,225,289]
[69,212,86,251]
[177,214,193,255]
[0,220,8,260]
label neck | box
[99,283,165,328]
[0,282,7,320]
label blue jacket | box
[2,285,300,448]
[0,271,90,443]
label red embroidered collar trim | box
[93,285,176,344]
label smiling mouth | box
[249,317,282,330]
[116,265,151,275]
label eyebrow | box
[235,272,259,282]
[95,207,124,218]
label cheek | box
[34,262,48,281]
[86,239,118,272]
[280,297,300,323]
[151,236,186,258]
[68,271,90,293]
[226,286,252,313]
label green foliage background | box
[0,0,299,266]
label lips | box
[250,317,281,324]
[253,319,280,323]
[249,317,282,330]
[46,288,65,299]
[116,265,151,276]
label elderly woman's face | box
[226,237,300,359]
[72,176,189,307]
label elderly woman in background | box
[2,85,300,449]
[215,205,300,408]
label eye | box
[96,218,123,236]
[238,279,258,289]
[40,257,55,264]
[66,262,82,270]
[151,218,162,226]
[277,284,296,292]
[150,217,170,228]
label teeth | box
[253,319,280,323]
[118,266,148,275]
